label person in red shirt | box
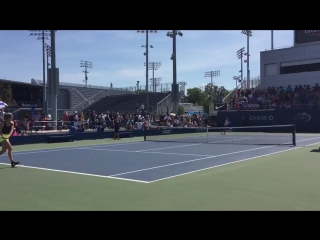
[40,113,47,131]
[63,112,69,129]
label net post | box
[206,127,209,143]
[292,124,296,146]
[144,127,147,141]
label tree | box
[178,106,184,115]
[202,98,211,114]
[0,82,14,105]
[204,83,218,102]
[186,88,205,104]
[185,85,231,114]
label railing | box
[30,79,185,94]
[222,82,242,104]
[31,79,133,91]
[225,103,320,111]
[128,82,184,94]
[31,79,41,85]
[71,91,107,113]
[264,45,293,51]
[73,89,86,101]
[11,108,70,116]
[156,94,172,114]
[222,77,261,104]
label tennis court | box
[1,126,320,210]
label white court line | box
[0,141,148,157]
[296,137,320,144]
[89,137,320,157]
[0,136,317,185]
[148,147,300,183]
[110,145,274,177]
[4,136,319,157]
[304,142,320,147]
[89,148,212,157]
[135,143,201,152]
[109,137,319,178]
[0,163,149,183]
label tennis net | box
[144,124,296,146]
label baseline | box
[0,162,150,183]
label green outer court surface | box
[1,135,320,210]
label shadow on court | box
[310,149,320,153]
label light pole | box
[145,62,162,92]
[237,47,245,86]
[271,30,274,50]
[167,30,183,114]
[29,30,50,114]
[80,61,92,87]
[241,30,252,89]
[136,81,140,94]
[137,30,157,111]
[49,30,58,128]
[179,81,187,103]
[204,70,220,102]
[44,43,51,115]
[149,77,162,92]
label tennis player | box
[0,113,20,167]
[114,119,120,140]
[221,118,230,135]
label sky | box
[0,30,294,91]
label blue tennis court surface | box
[1,135,320,183]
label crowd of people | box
[228,84,320,110]
[4,83,320,135]
[69,110,212,130]
[0,107,214,136]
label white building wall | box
[260,44,320,89]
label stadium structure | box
[0,78,186,119]
[219,30,320,133]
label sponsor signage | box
[162,130,172,135]
[249,115,274,121]
[214,103,227,111]
[295,30,320,44]
[294,112,311,122]
[18,102,42,108]
[217,110,317,133]
[248,113,311,122]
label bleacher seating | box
[65,87,131,112]
[74,87,102,100]
[85,92,170,113]
[227,84,320,110]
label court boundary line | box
[108,137,320,179]
[109,145,274,177]
[304,142,320,147]
[144,138,320,183]
[0,163,149,183]
[87,148,213,157]
[148,147,301,183]
[3,136,320,157]
[0,137,318,185]
[136,143,201,152]
[88,137,320,158]
[0,141,148,157]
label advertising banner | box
[218,109,320,133]
[295,30,320,44]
